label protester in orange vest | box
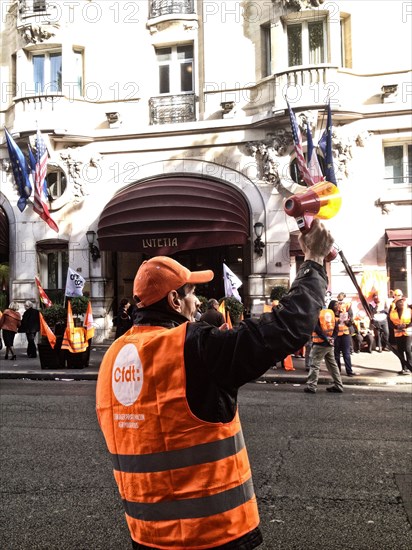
[96,219,334,550]
[305,307,343,393]
[331,299,355,376]
[389,297,412,375]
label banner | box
[35,276,53,307]
[39,313,56,349]
[65,267,85,297]
[223,263,242,302]
[84,300,95,341]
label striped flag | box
[306,123,324,185]
[318,101,337,186]
[33,129,59,232]
[35,276,53,307]
[4,127,32,212]
[287,101,314,187]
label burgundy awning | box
[289,233,303,255]
[97,177,250,254]
[386,228,412,247]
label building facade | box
[1,0,411,340]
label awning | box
[97,177,250,254]
[289,233,303,255]
[386,228,412,247]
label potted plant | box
[270,285,288,304]
[38,304,67,369]
[220,296,244,326]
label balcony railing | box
[149,0,195,19]
[19,0,47,16]
[149,93,196,125]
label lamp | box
[253,222,265,257]
[86,230,101,261]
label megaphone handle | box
[296,214,314,233]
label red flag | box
[33,129,59,232]
[35,276,53,307]
[84,301,95,341]
[287,101,314,187]
[39,312,56,349]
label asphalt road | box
[0,380,411,550]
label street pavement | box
[1,339,411,386]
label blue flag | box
[318,102,337,186]
[4,128,32,212]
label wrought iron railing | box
[149,93,196,125]
[149,0,195,19]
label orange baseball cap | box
[133,256,214,308]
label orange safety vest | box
[390,306,412,337]
[96,323,259,550]
[312,309,335,344]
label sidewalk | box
[1,342,411,386]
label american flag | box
[4,127,32,212]
[287,102,314,187]
[306,123,324,184]
[33,129,59,232]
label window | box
[287,19,326,66]
[33,50,62,93]
[37,243,69,302]
[47,169,67,199]
[261,24,272,78]
[73,48,84,97]
[156,44,193,94]
[384,143,412,185]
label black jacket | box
[130,260,327,550]
[19,307,40,333]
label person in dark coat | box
[19,301,41,358]
[200,298,225,327]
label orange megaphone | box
[283,181,341,260]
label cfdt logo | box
[112,344,143,406]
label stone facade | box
[0,0,411,339]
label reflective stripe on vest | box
[96,323,259,549]
[312,309,335,344]
[123,477,255,522]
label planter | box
[38,336,66,369]
[65,339,92,369]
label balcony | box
[149,94,196,125]
[149,0,195,19]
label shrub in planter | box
[220,296,244,325]
[270,285,288,303]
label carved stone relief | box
[49,148,102,210]
[18,23,58,44]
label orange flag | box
[226,309,233,329]
[84,301,95,341]
[39,312,56,349]
[283,355,295,371]
[218,301,226,317]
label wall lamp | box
[86,230,101,261]
[253,222,265,257]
